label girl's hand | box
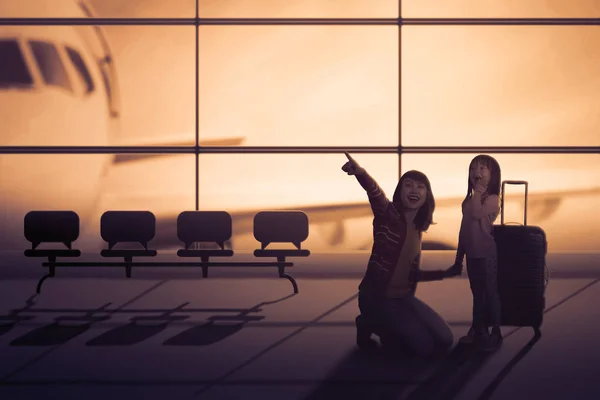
[341,151,365,176]
[473,181,487,194]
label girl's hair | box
[462,154,502,206]
[392,170,435,233]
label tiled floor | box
[0,254,598,399]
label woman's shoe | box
[356,315,378,350]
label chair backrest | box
[101,211,155,250]
[177,211,232,250]
[253,211,309,250]
[24,211,79,250]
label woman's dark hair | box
[463,154,502,206]
[392,170,435,233]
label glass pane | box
[198,26,398,146]
[198,154,399,250]
[2,26,195,146]
[2,0,195,18]
[401,154,600,252]
[199,0,398,18]
[402,26,600,146]
[29,40,73,92]
[66,46,95,94]
[104,26,195,146]
[0,154,195,254]
[402,0,600,18]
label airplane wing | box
[111,135,246,164]
[104,135,600,249]
[151,202,375,250]
[147,185,600,250]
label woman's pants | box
[358,291,454,358]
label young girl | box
[449,154,503,351]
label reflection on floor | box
[0,252,599,399]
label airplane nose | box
[0,93,60,146]
[0,94,26,145]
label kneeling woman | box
[341,152,457,358]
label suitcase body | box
[492,180,548,337]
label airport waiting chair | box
[26,209,310,295]
[253,211,310,293]
[99,211,158,277]
[176,211,234,277]
[23,211,82,292]
[253,210,311,255]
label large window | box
[1,0,598,252]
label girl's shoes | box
[459,326,503,352]
[458,327,477,344]
[481,327,503,352]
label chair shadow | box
[0,295,38,339]
[7,293,295,347]
[163,319,253,346]
[0,321,19,338]
[303,347,443,400]
[10,321,92,346]
[162,293,294,346]
[86,316,184,346]
[9,300,109,347]
[0,316,37,339]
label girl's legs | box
[459,258,488,343]
[461,255,503,351]
[483,251,503,350]
[461,258,489,343]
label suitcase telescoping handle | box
[501,180,528,226]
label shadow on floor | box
[475,332,542,400]
[303,347,444,400]
[7,294,296,347]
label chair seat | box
[24,249,81,258]
[253,249,310,258]
[177,249,234,258]
[100,249,157,258]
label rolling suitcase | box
[493,180,548,337]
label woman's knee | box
[437,326,454,351]
[417,325,454,357]
[410,300,454,348]
[405,333,438,358]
